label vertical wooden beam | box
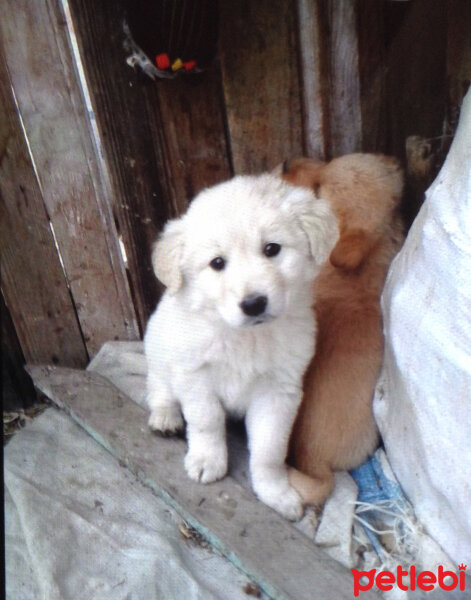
[297,0,363,159]
[296,0,329,159]
[1,0,140,355]
[219,0,304,172]
[148,73,233,214]
[326,0,362,156]
[0,48,88,367]
[64,0,171,323]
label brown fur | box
[283,153,404,507]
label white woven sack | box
[374,87,471,566]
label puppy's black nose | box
[240,294,268,317]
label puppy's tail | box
[287,466,334,508]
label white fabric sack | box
[5,409,260,600]
[374,87,471,566]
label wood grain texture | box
[0,0,140,356]
[325,0,363,156]
[27,365,381,600]
[296,0,363,159]
[219,0,304,173]
[153,72,233,213]
[66,0,231,325]
[0,49,87,367]
[296,0,329,159]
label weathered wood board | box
[296,0,328,159]
[1,0,140,355]
[27,365,380,600]
[0,48,87,367]
[153,71,233,212]
[220,0,304,173]
[325,0,362,157]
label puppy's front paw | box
[148,406,184,435]
[184,448,227,484]
[253,476,304,521]
[268,486,304,521]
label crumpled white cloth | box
[374,87,471,566]
[5,409,261,600]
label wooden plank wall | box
[1,0,140,358]
[1,0,470,378]
[0,46,88,367]
[219,0,304,172]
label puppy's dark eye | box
[209,256,226,271]
[263,243,282,258]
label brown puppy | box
[283,153,404,508]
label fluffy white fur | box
[144,174,338,520]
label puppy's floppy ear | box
[288,187,339,266]
[282,158,325,196]
[329,228,374,271]
[151,219,185,294]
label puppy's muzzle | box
[240,294,268,317]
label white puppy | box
[144,174,338,520]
